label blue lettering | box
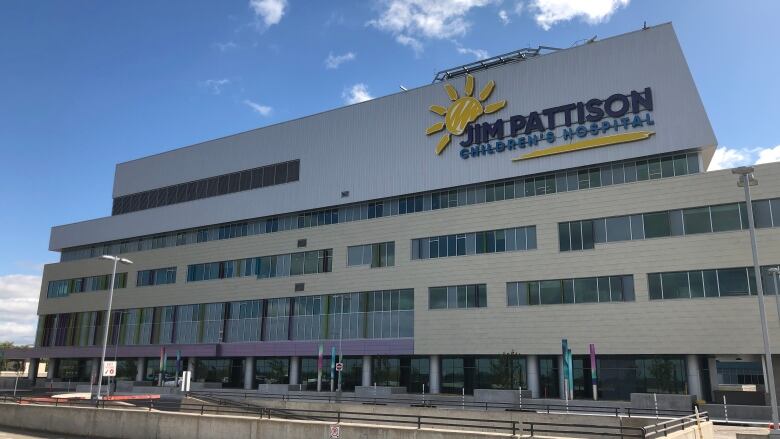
[576,126,588,138]
[631,115,643,128]
[528,135,539,146]
[589,123,599,135]
[495,141,506,153]
[620,117,630,130]
[644,113,655,125]
[470,145,480,157]
[518,137,527,149]
[460,148,470,159]
[601,121,611,133]
[506,139,516,150]
[487,143,495,154]
[545,131,555,143]
[563,128,574,140]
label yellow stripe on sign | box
[512,131,656,162]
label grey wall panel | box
[52,23,716,250]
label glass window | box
[687,154,700,173]
[648,273,662,300]
[683,207,712,234]
[574,278,598,303]
[703,270,719,297]
[753,200,773,228]
[606,216,631,242]
[710,204,742,232]
[559,223,571,251]
[630,214,644,239]
[582,220,594,250]
[539,280,562,304]
[718,268,750,296]
[689,271,705,298]
[643,212,671,239]
[429,287,447,309]
[661,272,690,299]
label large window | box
[187,249,332,283]
[47,273,128,298]
[561,199,780,252]
[347,242,395,268]
[647,266,778,300]
[429,284,487,310]
[136,267,176,286]
[64,152,702,263]
[112,160,300,215]
[255,358,289,385]
[412,226,536,260]
[507,275,635,306]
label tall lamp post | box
[770,267,780,322]
[96,255,133,400]
[732,166,780,433]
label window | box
[347,242,395,268]
[413,226,535,260]
[648,266,764,300]
[46,273,128,298]
[683,207,712,234]
[710,203,741,232]
[136,267,176,287]
[508,275,634,306]
[429,284,486,309]
[559,221,594,251]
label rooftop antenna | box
[399,85,408,91]
[586,35,597,44]
[643,21,648,30]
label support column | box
[26,358,37,382]
[289,356,300,386]
[361,355,372,387]
[91,358,100,384]
[187,357,196,383]
[707,357,719,402]
[429,355,440,394]
[46,359,56,380]
[558,355,565,399]
[244,357,254,390]
[135,357,145,382]
[526,355,539,398]
[686,354,703,401]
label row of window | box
[648,265,780,300]
[112,160,300,215]
[507,275,635,306]
[36,289,414,347]
[347,242,395,268]
[560,197,780,251]
[186,249,333,282]
[62,152,700,262]
[429,284,488,310]
[411,226,536,260]
[136,267,176,287]
[47,273,128,298]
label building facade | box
[6,23,780,402]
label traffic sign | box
[102,361,116,377]
[329,424,340,438]
[335,362,343,372]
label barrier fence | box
[0,394,708,438]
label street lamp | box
[732,166,780,434]
[96,255,133,400]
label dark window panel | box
[274,163,288,184]
[207,177,219,197]
[228,172,240,193]
[138,192,149,211]
[175,184,187,203]
[262,165,275,186]
[239,170,252,191]
[287,160,300,182]
[195,180,208,199]
[185,182,197,201]
[250,168,263,189]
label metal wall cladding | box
[51,23,716,250]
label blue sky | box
[1,0,779,343]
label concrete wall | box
[664,421,714,439]
[0,402,649,439]
[35,161,780,359]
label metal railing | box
[0,394,651,438]
[642,412,710,439]
[187,389,694,419]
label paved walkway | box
[0,427,83,439]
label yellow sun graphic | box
[426,74,507,155]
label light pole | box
[338,295,344,393]
[770,267,780,323]
[732,166,780,434]
[96,255,133,400]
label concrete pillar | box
[187,357,196,382]
[91,358,100,384]
[558,355,565,399]
[707,357,719,402]
[135,357,145,382]
[686,354,703,401]
[26,358,37,382]
[429,355,440,394]
[289,356,300,386]
[361,355,372,387]
[46,359,56,380]
[526,355,539,398]
[244,357,254,390]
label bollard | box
[723,395,728,423]
[462,388,465,409]
[653,393,659,422]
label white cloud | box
[243,99,273,116]
[396,34,424,55]
[342,83,374,105]
[498,9,510,25]
[0,274,41,345]
[325,52,356,69]
[530,0,629,30]
[707,145,780,171]
[368,0,497,52]
[249,0,288,27]
[755,144,780,165]
[213,41,238,52]
[456,46,489,60]
[200,78,231,95]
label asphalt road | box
[0,427,85,439]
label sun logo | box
[426,74,507,155]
